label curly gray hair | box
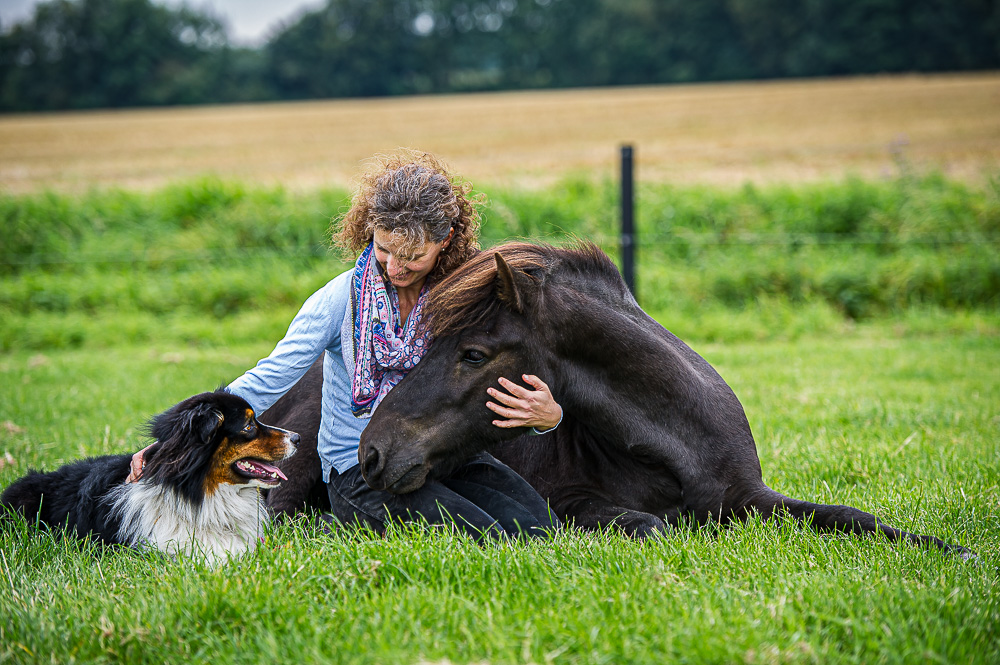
[334,151,482,279]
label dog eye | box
[243,422,255,433]
[462,350,487,365]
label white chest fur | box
[108,482,269,563]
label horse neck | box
[543,282,736,448]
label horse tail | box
[745,487,972,558]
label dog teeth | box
[236,459,281,480]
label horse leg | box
[743,487,974,559]
[557,495,672,538]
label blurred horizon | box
[1,0,998,114]
[0,0,322,45]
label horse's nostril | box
[362,446,381,479]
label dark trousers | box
[326,453,559,541]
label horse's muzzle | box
[361,445,383,482]
[360,445,431,494]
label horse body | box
[357,242,966,553]
[360,242,766,534]
[264,241,967,555]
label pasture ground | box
[0,73,998,193]
[0,332,997,664]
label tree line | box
[2,0,998,112]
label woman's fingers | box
[485,400,509,415]
[125,444,153,483]
[488,374,561,430]
[487,384,532,428]
[488,408,526,428]
[521,374,550,392]
[486,385,521,408]
[486,398,527,424]
[496,376,531,398]
[126,454,142,483]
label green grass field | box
[1,333,997,664]
[1,171,999,664]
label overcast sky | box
[0,0,325,45]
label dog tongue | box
[248,460,287,481]
[264,462,287,481]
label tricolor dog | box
[1,390,298,562]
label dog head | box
[142,389,299,506]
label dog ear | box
[495,252,537,314]
[192,406,224,445]
[150,401,222,447]
[142,399,225,505]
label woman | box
[129,152,562,540]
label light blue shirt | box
[227,269,365,481]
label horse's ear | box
[495,252,535,313]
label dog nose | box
[289,432,300,447]
[361,446,382,482]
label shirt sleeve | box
[227,274,350,415]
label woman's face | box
[372,228,451,290]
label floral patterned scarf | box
[350,242,433,416]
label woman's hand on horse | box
[487,375,563,431]
[125,443,154,483]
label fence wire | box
[2,233,998,268]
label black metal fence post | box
[620,144,636,299]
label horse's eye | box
[462,349,487,365]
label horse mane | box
[427,240,622,337]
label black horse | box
[265,241,969,556]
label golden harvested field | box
[1,72,997,193]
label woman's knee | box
[326,468,505,541]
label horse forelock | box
[426,240,620,337]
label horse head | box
[359,244,562,494]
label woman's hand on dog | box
[126,444,154,483]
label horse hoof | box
[315,512,340,537]
[613,511,669,539]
